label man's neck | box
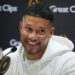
[25,49,45,60]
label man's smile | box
[25,39,39,47]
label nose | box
[29,31,38,41]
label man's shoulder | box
[58,51,75,61]
[53,51,75,74]
[55,51,75,70]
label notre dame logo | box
[28,0,39,6]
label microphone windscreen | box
[11,46,17,52]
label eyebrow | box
[40,27,46,30]
[24,24,32,26]
[40,27,45,29]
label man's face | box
[20,15,54,55]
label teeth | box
[29,42,37,45]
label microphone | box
[2,46,17,59]
[0,46,17,75]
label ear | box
[19,21,23,32]
[49,27,55,38]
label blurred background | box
[0,0,75,51]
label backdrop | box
[0,0,75,51]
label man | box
[3,3,75,75]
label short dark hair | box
[23,3,54,22]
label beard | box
[21,37,49,55]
